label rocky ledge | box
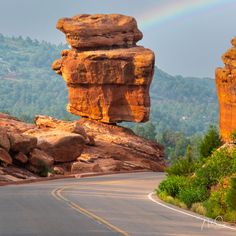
[0,113,165,183]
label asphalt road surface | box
[0,172,236,236]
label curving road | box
[0,172,235,236]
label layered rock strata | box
[216,37,236,142]
[53,14,154,123]
[0,114,165,182]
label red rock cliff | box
[52,14,155,123]
[216,37,236,142]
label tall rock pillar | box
[216,37,236,142]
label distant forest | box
[0,35,219,159]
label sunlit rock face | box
[53,14,155,123]
[216,37,236,142]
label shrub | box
[166,145,196,176]
[191,203,207,215]
[158,176,189,197]
[194,148,234,187]
[205,190,227,219]
[224,210,236,223]
[178,186,208,208]
[199,126,222,159]
[225,177,236,210]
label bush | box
[224,210,236,223]
[191,203,207,215]
[225,177,236,210]
[194,148,234,187]
[205,190,227,219]
[199,126,222,159]
[158,176,189,197]
[178,186,208,208]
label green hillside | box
[0,35,218,137]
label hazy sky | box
[0,0,236,77]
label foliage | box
[157,129,236,222]
[178,186,208,208]
[190,203,206,216]
[133,121,157,141]
[158,176,189,197]
[166,145,196,176]
[225,177,236,210]
[204,189,227,219]
[199,126,222,159]
[194,148,234,187]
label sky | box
[0,0,235,78]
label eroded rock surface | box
[0,114,165,182]
[216,37,236,142]
[53,14,154,123]
[56,14,143,50]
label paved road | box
[0,172,235,236]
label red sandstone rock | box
[28,130,85,163]
[0,113,35,133]
[56,14,143,50]
[8,132,37,154]
[53,13,154,124]
[34,115,89,142]
[216,36,236,142]
[29,149,54,168]
[52,47,154,123]
[0,127,10,151]
[15,152,28,164]
[74,118,165,172]
[0,148,12,165]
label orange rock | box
[53,46,154,123]
[8,132,37,154]
[216,36,236,142]
[56,14,143,50]
[32,130,85,163]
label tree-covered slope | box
[0,35,218,135]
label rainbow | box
[139,0,235,29]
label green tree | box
[199,126,222,158]
[133,121,157,141]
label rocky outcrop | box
[53,14,154,123]
[216,37,236,142]
[0,113,165,182]
[56,14,143,50]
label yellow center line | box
[51,185,130,236]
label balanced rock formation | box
[53,14,154,123]
[216,37,236,142]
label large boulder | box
[56,14,143,50]
[27,130,85,163]
[216,36,236,142]
[29,149,54,167]
[8,132,37,154]
[53,14,154,124]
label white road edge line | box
[148,192,236,231]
